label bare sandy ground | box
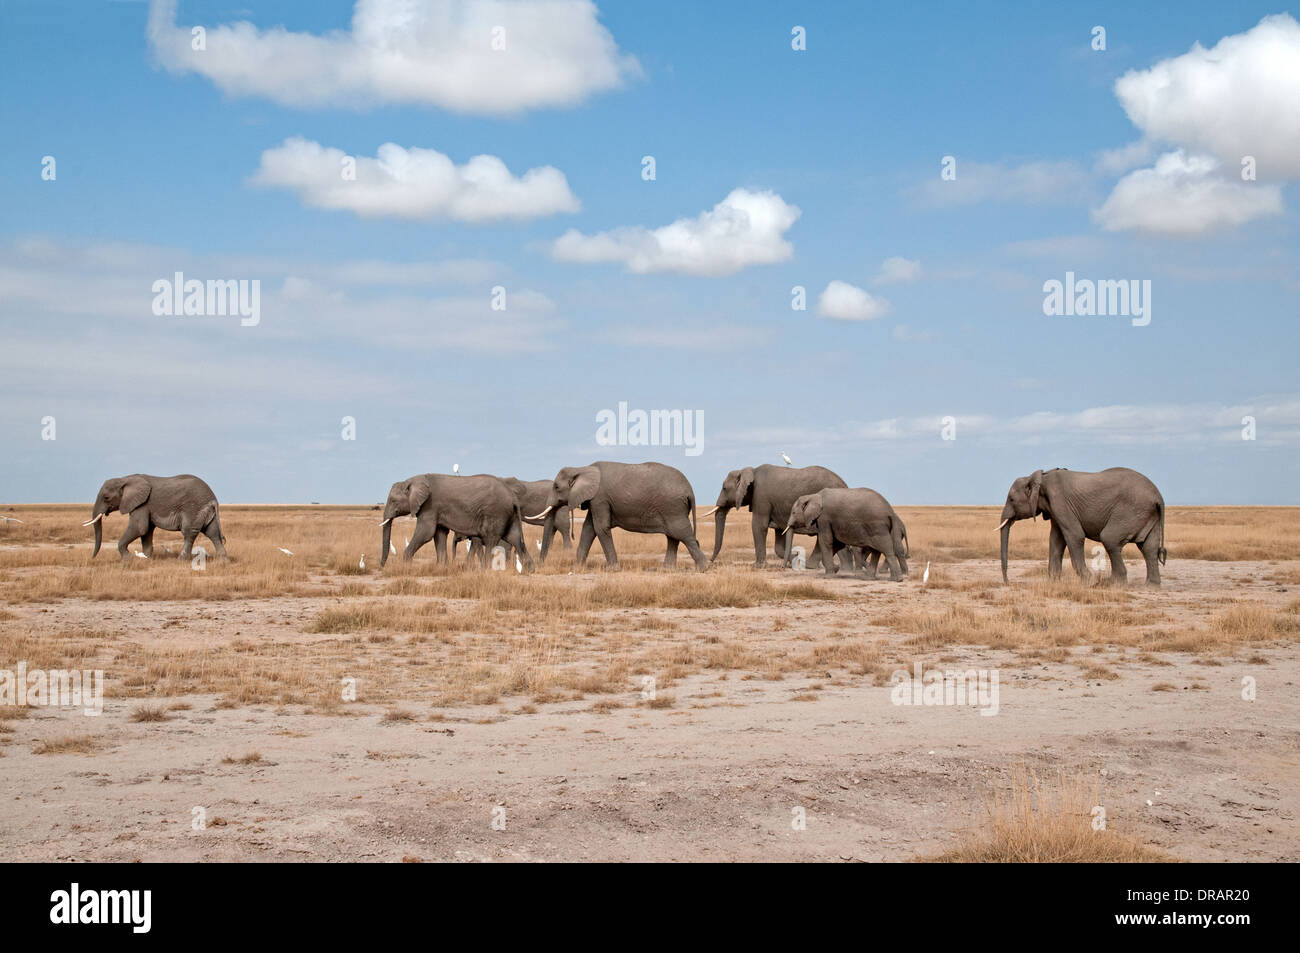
[2,556,1296,862]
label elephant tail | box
[689,495,697,536]
[1157,502,1167,565]
[892,513,910,558]
[1138,503,1168,565]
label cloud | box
[873,256,922,285]
[1113,14,1300,177]
[251,138,579,222]
[550,188,800,277]
[1097,14,1300,236]
[915,159,1091,207]
[816,280,890,321]
[1094,150,1283,237]
[891,324,935,343]
[146,0,639,114]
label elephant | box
[85,474,227,561]
[998,467,1167,585]
[379,473,534,571]
[449,477,572,564]
[532,461,708,571]
[785,488,910,581]
[706,464,861,570]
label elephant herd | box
[85,463,1169,585]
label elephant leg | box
[505,521,534,572]
[203,515,228,557]
[574,516,598,568]
[1061,526,1088,580]
[1101,531,1129,586]
[406,517,437,561]
[480,535,503,569]
[1139,533,1163,586]
[666,516,708,570]
[594,526,619,569]
[879,540,904,581]
[139,525,156,559]
[559,510,573,548]
[663,537,679,568]
[863,549,881,580]
[818,525,839,575]
[805,542,822,570]
[751,512,768,569]
[1047,521,1066,579]
[178,515,199,560]
[539,515,555,564]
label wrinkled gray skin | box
[786,488,910,581]
[451,477,572,564]
[87,474,227,561]
[538,461,707,571]
[999,467,1166,585]
[709,464,860,570]
[380,474,533,571]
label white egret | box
[781,452,792,466]
[0,515,23,524]
[922,561,930,585]
[390,541,397,556]
[278,547,294,556]
[453,463,460,475]
[359,554,366,570]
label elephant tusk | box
[996,518,1010,532]
[82,514,103,526]
[379,518,391,526]
[700,506,719,519]
[527,506,553,520]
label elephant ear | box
[803,494,824,524]
[1028,470,1044,518]
[408,478,431,515]
[568,467,601,508]
[735,467,755,508]
[119,477,151,515]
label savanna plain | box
[1,504,1296,862]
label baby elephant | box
[786,488,910,581]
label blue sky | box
[1,0,1297,504]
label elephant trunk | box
[380,518,393,567]
[92,516,103,558]
[1000,518,1013,583]
[711,506,730,561]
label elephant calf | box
[85,474,227,561]
[786,488,910,581]
[998,467,1167,585]
[380,473,533,571]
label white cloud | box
[873,256,922,285]
[1094,150,1283,237]
[816,280,890,321]
[251,138,580,223]
[550,188,800,277]
[915,159,1091,207]
[1098,14,1300,236]
[146,0,639,114]
[1114,14,1300,177]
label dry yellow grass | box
[925,766,1173,862]
[1,504,1297,712]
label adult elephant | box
[998,467,1166,585]
[531,461,708,571]
[85,474,227,561]
[379,473,533,571]
[785,488,910,581]
[706,464,858,569]
[450,477,571,564]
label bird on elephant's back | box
[998,467,1166,585]
[85,473,227,561]
[534,461,708,571]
